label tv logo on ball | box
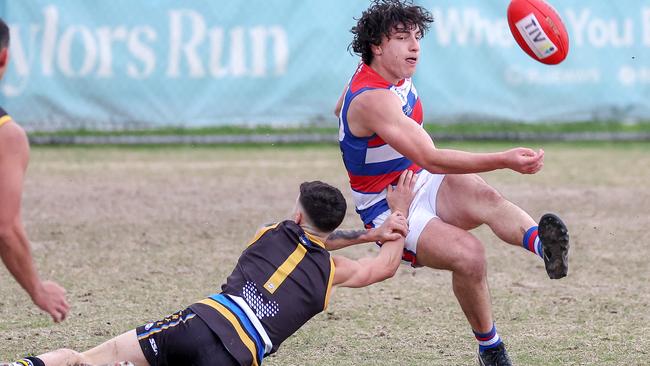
[507,0,570,65]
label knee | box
[62,348,83,357]
[476,183,505,208]
[451,237,487,280]
[42,348,86,365]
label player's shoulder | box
[0,115,28,154]
[0,105,13,127]
[246,222,282,247]
[349,63,392,93]
[349,87,400,113]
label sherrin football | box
[507,0,569,65]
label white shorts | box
[370,170,445,264]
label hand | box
[32,280,70,323]
[374,211,408,243]
[503,148,544,174]
[386,169,418,216]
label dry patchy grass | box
[1,143,648,365]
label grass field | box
[27,120,650,137]
[1,142,649,365]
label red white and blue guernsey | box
[339,63,448,265]
[338,62,423,227]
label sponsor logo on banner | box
[618,66,650,85]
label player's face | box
[376,24,422,81]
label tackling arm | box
[325,169,416,251]
[330,170,416,287]
[332,212,406,288]
[325,227,399,251]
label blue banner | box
[0,1,648,130]
[419,1,650,123]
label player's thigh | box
[415,217,486,275]
[83,329,148,365]
[436,174,503,230]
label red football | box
[507,0,569,65]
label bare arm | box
[333,85,347,118]
[325,227,397,251]
[332,212,406,288]
[330,171,417,287]
[347,90,544,175]
[325,170,416,251]
[0,122,69,322]
[325,213,408,250]
[325,169,417,251]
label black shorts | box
[136,307,239,366]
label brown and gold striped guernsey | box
[190,220,335,366]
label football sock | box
[10,357,45,366]
[522,226,543,259]
[474,323,502,352]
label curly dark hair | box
[350,0,434,65]
[299,181,347,233]
[0,18,9,49]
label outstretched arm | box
[331,170,417,288]
[325,169,417,251]
[0,122,69,323]
[348,89,544,175]
[332,212,406,288]
[325,226,401,251]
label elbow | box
[0,221,20,248]
[374,257,400,283]
[377,267,398,282]
[385,257,401,279]
[421,155,447,174]
[0,224,13,249]
[370,245,404,283]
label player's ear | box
[371,44,382,56]
[0,48,8,68]
[293,210,303,225]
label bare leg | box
[415,218,494,333]
[437,175,570,279]
[34,349,86,366]
[413,174,540,334]
[39,330,148,366]
[82,330,147,366]
[437,174,536,247]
